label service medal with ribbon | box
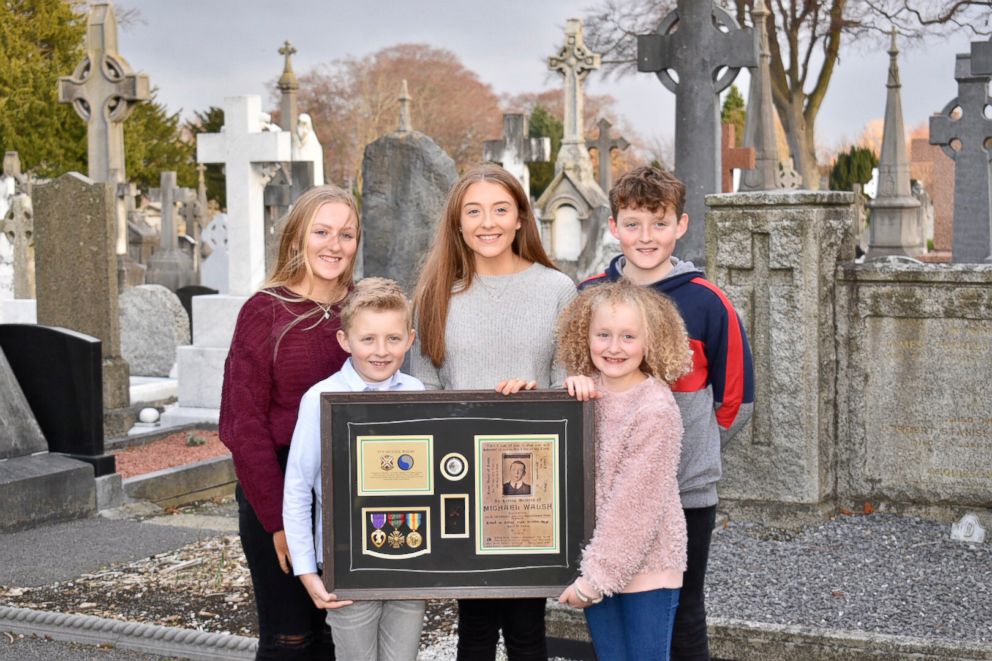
[405,512,423,548]
[370,513,387,548]
[387,512,405,548]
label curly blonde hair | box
[555,280,692,385]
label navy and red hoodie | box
[581,255,755,509]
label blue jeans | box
[584,588,681,661]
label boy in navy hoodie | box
[581,166,754,661]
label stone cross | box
[586,118,629,193]
[548,19,600,179]
[638,0,755,263]
[398,79,413,133]
[929,53,992,263]
[867,31,922,258]
[720,124,755,192]
[57,2,149,257]
[740,0,780,191]
[145,172,195,291]
[727,233,792,447]
[1,194,34,298]
[277,41,299,137]
[484,113,551,197]
[777,158,802,189]
[197,96,292,295]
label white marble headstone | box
[200,213,229,293]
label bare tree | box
[582,0,991,188]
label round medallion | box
[397,454,415,471]
[406,530,423,548]
[439,452,469,481]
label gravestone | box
[145,171,196,291]
[200,213,229,293]
[836,263,992,513]
[535,19,611,281]
[0,343,95,531]
[910,139,955,262]
[929,53,992,263]
[484,112,551,198]
[777,158,802,189]
[638,0,756,264]
[707,190,856,514]
[119,284,190,377]
[586,117,629,194]
[197,95,292,295]
[867,31,923,258]
[0,346,46,459]
[739,0,779,192]
[57,1,149,288]
[175,284,218,338]
[33,173,132,437]
[0,323,115,476]
[361,80,458,292]
[721,124,755,193]
[1,193,34,298]
[0,155,18,301]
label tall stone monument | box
[867,31,923,258]
[929,53,992,263]
[197,95,292,295]
[637,1,756,265]
[586,117,629,194]
[535,19,612,281]
[483,112,551,199]
[360,80,458,292]
[146,171,196,290]
[707,190,856,516]
[33,173,133,436]
[1,193,34,298]
[264,42,325,273]
[739,0,780,192]
[57,1,150,288]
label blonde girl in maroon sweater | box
[556,280,692,661]
[219,185,360,661]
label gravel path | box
[706,513,992,644]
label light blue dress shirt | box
[283,358,425,576]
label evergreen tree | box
[0,1,196,187]
[124,89,195,190]
[829,145,877,194]
[721,85,746,148]
[527,105,562,200]
[0,0,88,176]
[186,106,226,208]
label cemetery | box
[1,1,990,659]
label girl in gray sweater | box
[411,163,576,660]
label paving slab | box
[0,517,226,587]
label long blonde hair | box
[412,163,558,368]
[262,185,361,355]
[555,280,692,385]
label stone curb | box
[122,455,236,507]
[0,605,256,660]
[709,617,992,661]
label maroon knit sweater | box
[218,288,349,533]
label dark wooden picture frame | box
[320,390,595,600]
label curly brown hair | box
[555,280,692,385]
[341,277,412,332]
[609,166,686,219]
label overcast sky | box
[116,1,983,165]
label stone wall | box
[836,263,992,512]
[705,191,992,523]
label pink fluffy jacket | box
[580,376,688,596]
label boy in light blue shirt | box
[284,277,425,661]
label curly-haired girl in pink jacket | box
[556,279,691,661]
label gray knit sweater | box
[410,263,576,390]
